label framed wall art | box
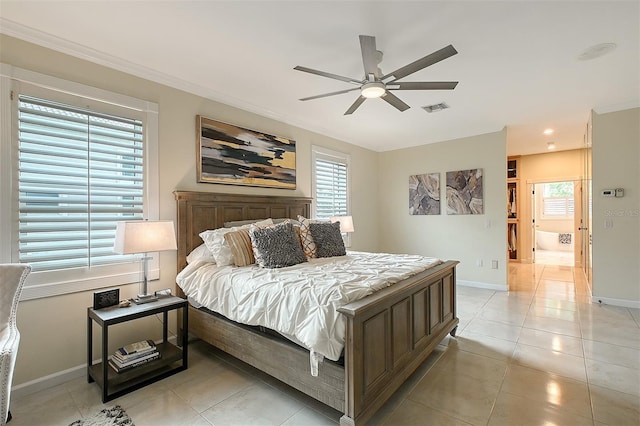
[196,115,296,189]
[409,173,440,215]
[446,168,484,214]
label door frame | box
[527,177,583,267]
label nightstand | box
[87,296,188,402]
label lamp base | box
[132,294,158,304]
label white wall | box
[377,130,508,290]
[0,35,380,387]
[592,107,640,305]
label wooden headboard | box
[174,191,312,272]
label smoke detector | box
[422,102,450,113]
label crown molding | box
[0,18,354,149]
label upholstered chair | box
[0,264,31,425]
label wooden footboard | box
[339,260,458,425]
[174,191,459,425]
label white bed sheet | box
[176,251,442,364]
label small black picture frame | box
[93,288,120,310]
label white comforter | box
[176,251,441,364]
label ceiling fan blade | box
[387,81,458,90]
[381,91,410,112]
[381,44,458,82]
[300,87,361,101]
[294,66,362,85]
[359,35,381,78]
[344,96,366,115]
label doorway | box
[532,181,581,266]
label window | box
[1,64,159,299]
[18,95,144,271]
[312,146,350,244]
[542,182,574,217]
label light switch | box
[604,219,613,229]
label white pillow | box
[186,243,215,264]
[200,218,273,266]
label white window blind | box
[314,157,348,221]
[543,197,574,217]
[18,95,144,272]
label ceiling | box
[1,1,639,155]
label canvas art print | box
[197,116,296,189]
[446,169,484,214]
[409,173,440,215]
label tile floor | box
[9,263,640,425]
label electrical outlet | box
[476,259,483,267]
[491,260,499,269]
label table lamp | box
[330,215,355,233]
[113,220,177,304]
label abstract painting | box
[197,116,296,189]
[446,169,484,214]
[409,173,440,215]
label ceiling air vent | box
[422,102,449,113]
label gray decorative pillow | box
[309,221,346,258]
[250,222,307,268]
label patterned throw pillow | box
[297,215,318,258]
[250,222,307,268]
[309,221,346,258]
[224,228,255,267]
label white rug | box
[69,405,134,426]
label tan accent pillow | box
[297,215,318,258]
[224,228,255,267]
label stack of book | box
[109,339,161,373]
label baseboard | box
[11,335,178,398]
[11,364,85,399]
[591,295,640,309]
[457,280,508,291]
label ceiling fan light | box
[361,82,386,98]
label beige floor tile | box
[476,306,528,326]
[281,407,337,425]
[381,399,472,426]
[500,364,592,417]
[453,330,517,361]
[463,318,522,342]
[586,358,640,396]
[581,321,640,349]
[201,382,304,425]
[409,368,503,426]
[590,384,640,426]
[528,303,579,321]
[540,266,575,282]
[518,327,584,357]
[122,388,203,426]
[488,391,593,426]
[531,297,578,312]
[523,313,581,337]
[170,365,254,413]
[583,339,640,370]
[512,343,587,382]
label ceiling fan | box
[294,35,458,115]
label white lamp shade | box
[330,216,355,233]
[113,220,177,254]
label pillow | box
[250,222,307,268]
[186,243,215,264]
[200,218,273,266]
[224,218,269,228]
[297,215,318,258]
[309,221,346,258]
[224,228,255,267]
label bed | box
[174,191,459,425]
